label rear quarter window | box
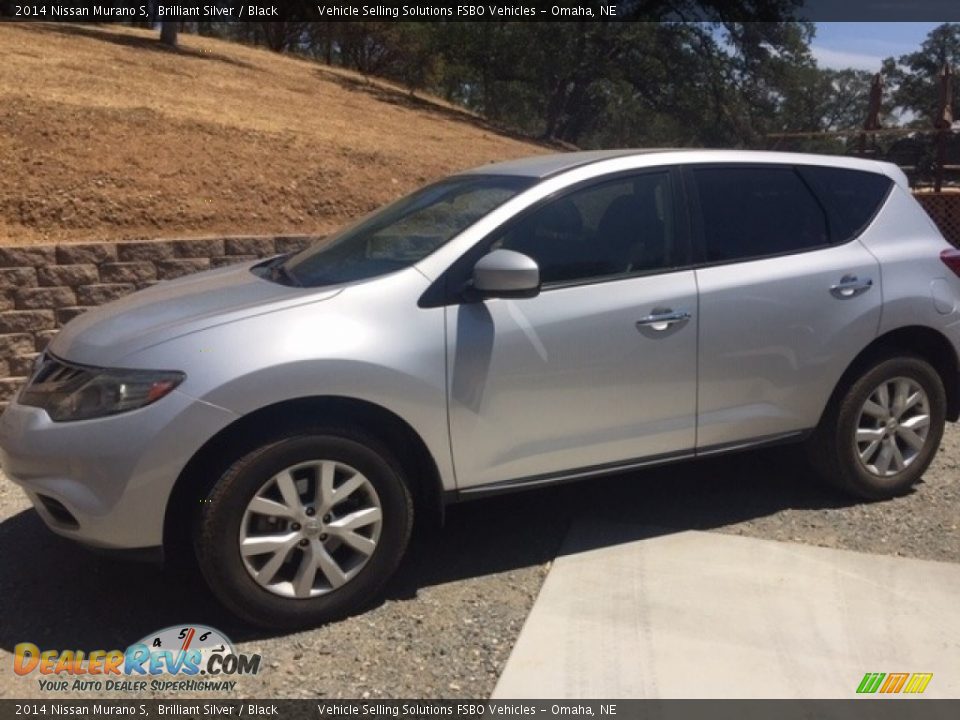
[691,166,829,263]
[797,166,893,243]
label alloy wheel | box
[855,377,931,478]
[238,460,383,598]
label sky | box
[811,22,942,71]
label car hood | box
[49,262,342,367]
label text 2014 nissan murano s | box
[3,150,960,628]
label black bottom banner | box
[2,700,960,720]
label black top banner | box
[3,0,960,22]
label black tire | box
[807,354,946,500]
[194,429,413,629]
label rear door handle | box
[830,275,873,298]
[636,309,691,332]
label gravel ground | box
[1,423,957,700]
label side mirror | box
[470,249,541,299]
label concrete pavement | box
[493,521,960,699]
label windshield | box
[277,174,535,287]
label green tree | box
[888,23,960,126]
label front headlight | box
[19,355,185,422]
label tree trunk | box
[160,22,178,48]
[542,80,568,140]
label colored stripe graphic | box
[857,673,886,693]
[880,673,909,693]
[857,672,933,694]
[904,673,934,694]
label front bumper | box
[0,389,238,551]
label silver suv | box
[3,150,959,628]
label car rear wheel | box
[808,354,946,500]
[194,430,413,629]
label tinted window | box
[491,172,676,285]
[798,166,892,242]
[278,175,534,287]
[693,167,829,263]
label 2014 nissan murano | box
[2,150,959,628]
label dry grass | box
[0,23,548,245]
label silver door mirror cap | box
[471,249,541,299]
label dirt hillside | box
[0,23,548,245]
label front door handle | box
[636,309,691,332]
[830,275,873,298]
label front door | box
[445,170,699,489]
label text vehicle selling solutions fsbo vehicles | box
[2,149,959,628]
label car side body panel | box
[446,270,699,488]
[857,185,960,356]
[117,267,457,492]
[694,239,883,448]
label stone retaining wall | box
[0,235,318,408]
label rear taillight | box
[942,249,960,278]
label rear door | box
[685,164,888,449]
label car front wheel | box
[809,354,946,500]
[194,430,413,629]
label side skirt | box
[449,428,811,503]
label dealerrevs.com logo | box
[14,625,261,693]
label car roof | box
[462,149,679,178]
[463,148,906,186]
